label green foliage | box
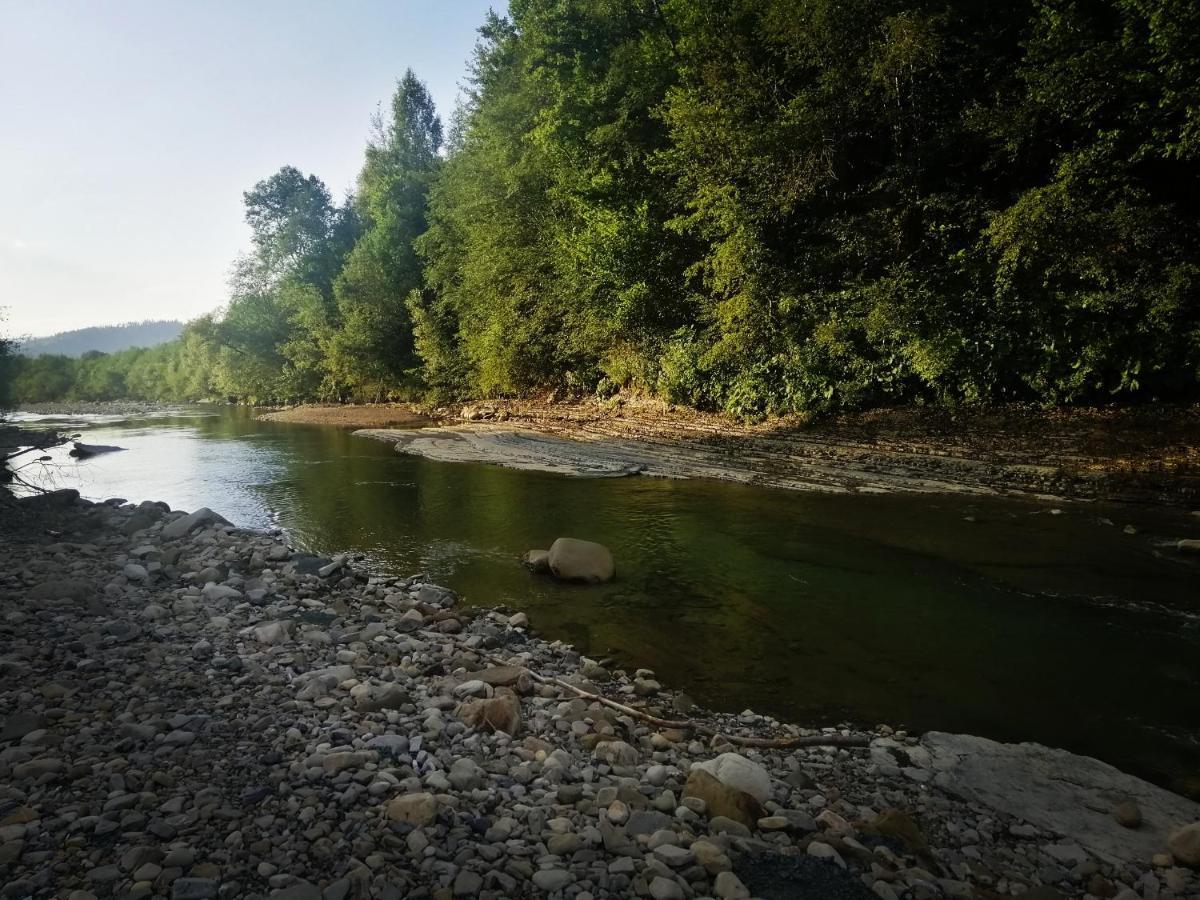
[0,312,15,411]
[15,2,1200,415]
[327,71,444,401]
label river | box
[9,405,1200,797]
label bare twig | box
[480,650,870,749]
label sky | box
[0,0,501,339]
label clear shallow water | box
[10,406,1200,796]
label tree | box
[242,166,354,293]
[0,310,14,411]
[328,70,444,400]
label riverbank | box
[2,488,1198,899]
[263,398,1200,505]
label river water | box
[9,405,1200,797]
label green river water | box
[11,406,1200,798]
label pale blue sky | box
[0,0,501,338]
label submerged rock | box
[521,549,550,573]
[69,441,126,458]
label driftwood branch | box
[481,651,870,750]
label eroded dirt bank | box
[2,488,1199,899]
[265,399,1200,504]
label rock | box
[474,665,526,688]
[861,809,932,865]
[452,870,483,897]
[357,685,410,712]
[124,562,149,580]
[1113,800,1142,829]
[683,768,764,829]
[531,869,573,892]
[690,840,731,873]
[27,578,92,601]
[253,621,292,644]
[162,507,229,540]
[919,731,1200,865]
[70,441,126,457]
[816,808,851,833]
[807,840,846,868]
[454,679,490,698]
[522,550,550,573]
[459,690,521,735]
[652,845,694,868]
[713,871,751,900]
[323,752,368,775]
[594,740,638,767]
[546,537,614,583]
[202,582,242,601]
[270,883,322,900]
[1168,822,1200,866]
[1177,538,1200,553]
[648,876,684,900]
[385,793,439,826]
[626,810,671,835]
[692,753,773,803]
[448,758,484,791]
[172,879,219,900]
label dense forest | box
[3,0,1198,418]
[16,320,184,358]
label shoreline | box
[263,398,1200,506]
[1,489,1197,898]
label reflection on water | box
[11,406,1200,796]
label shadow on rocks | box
[737,855,879,900]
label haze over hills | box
[18,320,184,358]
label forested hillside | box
[5,0,1198,417]
[17,320,183,358]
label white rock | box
[692,753,773,803]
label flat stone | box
[919,731,1200,866]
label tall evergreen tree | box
[328,70,443,400]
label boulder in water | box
[547,537,614,583]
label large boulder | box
[692,753,774,803]
[547,537,614,583]
[683,768,764,829]
[915,731,1200,866]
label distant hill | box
[18,320,184,357]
